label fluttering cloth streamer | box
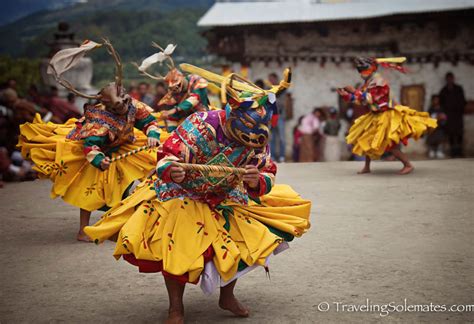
[47,40,102,76]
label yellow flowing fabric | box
[346,105,437,159]
[85,178,311,283]
[18,115,170,211]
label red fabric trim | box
[246,174,266,198]
[386,136,409,151]
[141,120,158,135]
[189,92,200,103]
[83,146,94,155]
[271,114,279,128]
[160,163,174,183]
[121,246,215,285]
[341,92,352,103]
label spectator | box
[46,86,81,122]
[128,84,140,100]
[254,79,265,89]
[292,116,304,162]
[299,108,323,162]
[439,72,466,157]
[6,79,17,91]
[426,95,447,159]
[67,93,76,105]
[322,107,342,161]
[1,88,39,124]
[0,147,36,187]
[138,82,154,107]
[0,105,16,153]
[268,72,287,162]
[27,84,49,108]
[153,81,168,112]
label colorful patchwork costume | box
[18,40,170,212]
[157,69,209,131]
[19,100,168,211]
[343,57,437,159]
[85,66,311,293]
[136,44,209,132]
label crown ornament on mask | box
[180,63,292,148]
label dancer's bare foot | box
[399,164,414,175]
[76,231,92,242]
[219,295,249,317]
[166,309,184,324]
[357,167,371,174]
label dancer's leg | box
[164,276,185,324]
[358,156,371,174]
[77,209,92,242]
[391,148,414,175]
[219,279,249,317]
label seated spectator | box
[129,83,140,100]
[27,84,49,108]
[1,88,40,124]
[46,86,81,122]
[138,82,154,107]
[153,81,168,112]
[0,147,36,187]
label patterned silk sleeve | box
[342,85,391,111]
[246,145,277,198]
[83,135,108,169]
[175,77,208,113]
[155,133,185,182]
[133,100,161,140]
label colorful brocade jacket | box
[158,75,209,131]
[342,72,393,112]
[154,110,276,209]
[67,99,160,169]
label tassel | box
[264,266,271,280]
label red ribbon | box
[378,62,408,73]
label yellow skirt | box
[346,105,437,159]
[84,178,311,283]
[18,115,170,211]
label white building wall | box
[245,19,474,158]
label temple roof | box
[198,0,474,27]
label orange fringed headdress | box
[375,57,408,73]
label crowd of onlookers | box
[0,79,84,187]
[128,81,168,112]
[0,71,468,185]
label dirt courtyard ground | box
[0,159,473,323]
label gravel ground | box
[0,159,473,323]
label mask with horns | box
[47,39,131,115]
[134,43,187,94]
